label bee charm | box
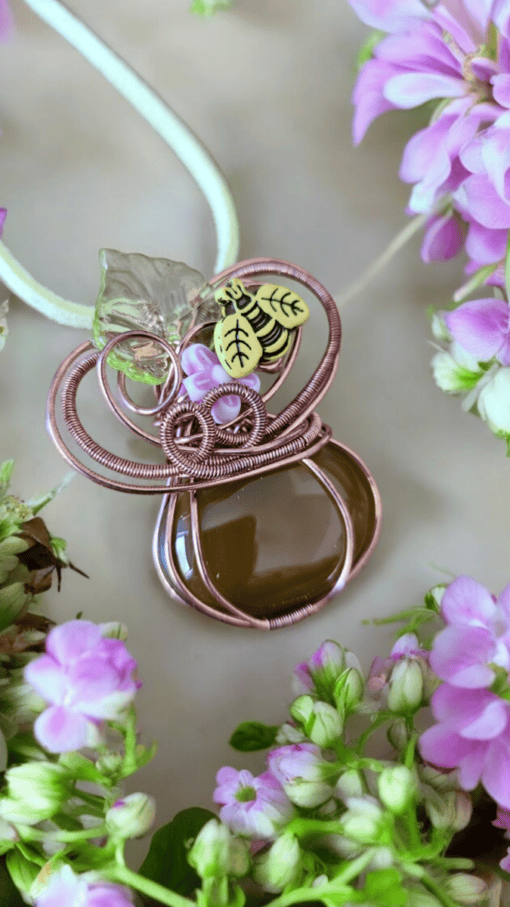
[213,278,310,378]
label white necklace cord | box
[0,0,240,329]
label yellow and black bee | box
[213,278,310,378]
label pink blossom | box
[0,1,12,41]
[500,847,510,872]
[420,212,465,262]
[293,641,360,696]
[24,620,140,753]
[36,865,133,907]
[0,210,6,236]
[493,805,510,835]
[266,743,333,807]
[456,118,510,229]
[367,632,427,698]
[213,767,293,839]
[419,684,510,808]
[444,298,510,366]
[429,575,510,688]
[180,343,260,425]
[348,0,429,34]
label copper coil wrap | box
[47,258,342,495]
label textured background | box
[1,0,509,865]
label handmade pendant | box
[47,254,381,629]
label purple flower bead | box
[180,343,260,425]
[24,620,140,753]
[213,767,293,839]
[36,866,133,907]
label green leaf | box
[190,0,231,15]
[0,583,27,633]
[139,807,216,898]
[355,29,385,70]
[229,721,279,752]
[0,462,14,503]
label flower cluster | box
[349,0,510,451]
[4,564,510,906]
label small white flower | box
[477,367,510,436]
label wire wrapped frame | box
[47,258,381,629]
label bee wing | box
[254,284,310,329]
[214,313,263,378]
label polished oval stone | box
[171,459,349,620]
[164,436,380,623]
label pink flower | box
[266,743,333,807]
[0,210,6,236]
[421,212,465,263]
[444,298,510,366]
[0,1,12,41]
[293,641,360,696]
[429,575,510,688]
[348,0,429,34]
[180,343,260,425]
[36,865,133,907]
[493,805,510,835]
[24,620,140,753]
[367,632,427,698]
[213,767,293,839]
[419,684,510,808]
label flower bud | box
[478,368,510,437]
[425,789,472,831]
[378,766,416,815]
[387,659,423,714]
[228,837,251,878]
[188,820,231,879]
[368,846,394,870]
[341,796,385,845]
[407,887,443,907]
[335,770,364,801]
[267,744,333,808]
[0,762,70,824]
[431,350,481,394]
[106,793,156,839]
[290,697,343,748]
[253,831,301,892]
[306,641,346,690]
[333,668,364,717]
[99,622,129,641]
[446,874,487,904]
[419,765,458,792]
[274,723,306,746]
[386,720,407,752]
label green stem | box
[333,848,378,883]
[334,212,431,311]
[419,870,462,907]
[104,864,196,907]
[120,706,139,778]
[453,262,499,303]
[20,823,108,844]
[356,712,391,754]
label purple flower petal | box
[352,59,399,144]
[492,73,510,109]
[375,26,461,78]
[0,209,6,236]
[34,705,89,753]
[441,575,496,626]
[419,723,478,768]
[420,213,464,262]
[24,655,68,703]
[211,395,241,424]
[181,343,218,377]
[347,0,429,32]
[384,72,464,107]
[45,620,102,664]
[444,298,510,363]
[460,174,510,228]
[183,372,216,401]
[465,220,507,265]
[400,116,453,184]
[430,625,496,687]
[460,697,509,740]
[481,738,510,808]
[456,743,486,789]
